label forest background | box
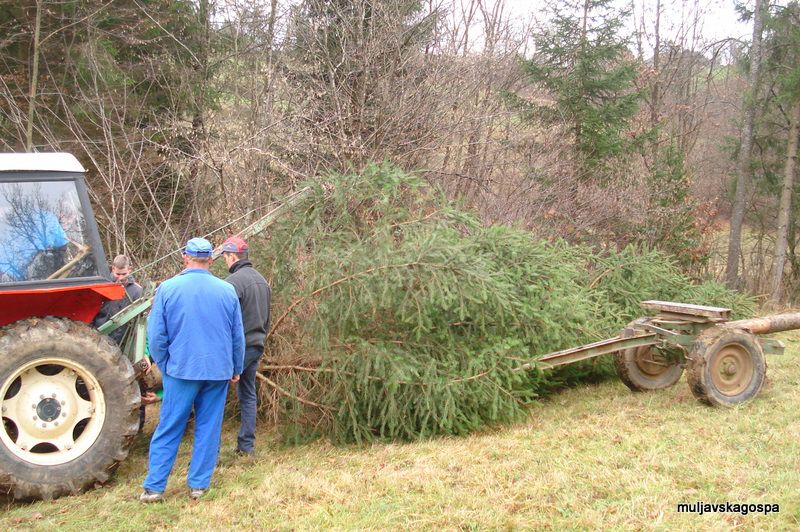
[1,0,800,441]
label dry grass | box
[3,333,800,531]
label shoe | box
[139,489,164,503]
[234,448,254,456]
[189,487,208,500]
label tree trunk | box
[190,0,214,214]
[268,0,278,49]
[25,0,43,152]
[575,0,589,145]
[768,99,800,304]
[725,0,766,289]
[650,0,661,138]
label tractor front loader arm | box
[98,185,317,369]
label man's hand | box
[230,374,240,385]
[141,391,161,405]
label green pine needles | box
[259,163,753,443]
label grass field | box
[3,333,800,531]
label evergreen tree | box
[0,0,208,147]
[261,163,754,443]
[523,0,643,177]
[641,142,706,269]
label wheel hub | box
[36,397,62,422]
[710,344,753,396]
[1,358,106,465]
[634,346,673,376]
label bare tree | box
[24,0,42,151]
[768,99,800,304]
[726,0,766,289]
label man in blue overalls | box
[140,237,245,502]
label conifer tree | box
[260,163,754,443]
[523,0,642,178]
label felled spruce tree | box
[259,163,753,443]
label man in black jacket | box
[92,254,143,344]
[220,236,271,455]
[92,255,158,422]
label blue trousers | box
[236,346,263,453]
[143,375,229,492]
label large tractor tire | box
[0,317,140,500]
[613,319,684,391]
[686,328,766,407]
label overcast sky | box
[501,0,753,42]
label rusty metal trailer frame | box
[524,300,795,407]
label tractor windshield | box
[0,180,99,282]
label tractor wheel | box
[686,328,766,407]
[613,319,684,391]
[0,317,140,500]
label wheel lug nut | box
[41,423,47,428]
[32,416,37,421]
[54,421,59,427]
[51,393,56,398]
[40,395,44,399]
[60,401,65,406]
[32,404,36,409]
[62,413,67,418]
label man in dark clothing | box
[92,255,158,421]
[92,254,143,344]
[219,236,271,455]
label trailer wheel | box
[686,328,766,407]
[0,318,140,500]
[613,319,684,391]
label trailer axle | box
[527,301,793,407]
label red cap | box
[220,236,248,253]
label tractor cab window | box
[0,181,99,283]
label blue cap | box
[184,237,213,257]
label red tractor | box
[0,153,141,500]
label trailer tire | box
[0,318,140,501]
[686,328,765,407]
[613,319,684,391]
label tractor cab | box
[0,153,124,326]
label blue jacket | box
[147,268,245,380]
